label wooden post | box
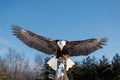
[56,57,69,80]
[47,55,72,80]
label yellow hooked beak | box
[59,47,63,51]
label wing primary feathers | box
[65,38,107,56]
[11,25,57,55]
[98,38,107,45]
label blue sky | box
[0,0,120,62]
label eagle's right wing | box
[11,25,57,55]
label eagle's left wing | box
[64,38,107,56]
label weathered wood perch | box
[56,56,69,80]
[47,55,75,80]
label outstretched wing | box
[11,25,57,55]
[64,38,107,56]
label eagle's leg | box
[56,56,69,80]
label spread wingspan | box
[11,25,107,57]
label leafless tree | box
[34,54,44,80]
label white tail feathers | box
[47,56,58,70]
[47,56,75,71]
[66,58,75,71]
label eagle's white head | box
[57,40,66,51]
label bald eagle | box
[11,25,107,70]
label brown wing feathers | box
[11,25,56,55]
[66,38,107,56]
[11,25,107,57]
